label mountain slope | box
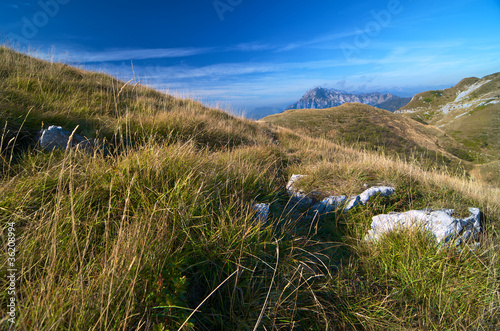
[262,103,469,172]
[284,87,410,112]
[397,73,500,163]
[0,46,273,156]
[376,95,412,111]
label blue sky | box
[1,0,500,116]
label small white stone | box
[253,203,270,224]
[358,186,395,205]
[286,174,313,206]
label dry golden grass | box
[261,103,477,178]
[277,127,499,213]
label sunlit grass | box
[0,45,499,330]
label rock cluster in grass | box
[366,208,481,246]
[257,176,481,248]
[286,174,395,213]
[253,175,395,225]
[38,125,94,152]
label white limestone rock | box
[455,80,491,102]
[286,174,306,194]
[358,186,395,204]
[310,186,395,215]
[39,126,92,152]
[344,195,362,211]
[286,174,313,206]
[366,208,481,245]
[253,203,270,224]
[344,186,395,212]
[312,195,348,214]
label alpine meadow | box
[1,45,499,330]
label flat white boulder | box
[366,208,481,244]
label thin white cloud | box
[74,47,215,62]
[64,42,275,63]
[142,59,357,80]
[53,25,426,64]
[277,30,360,52]
[228,42,274,52]
[66,27,371,64]
[367,39,466,51]
[74,29,371,63]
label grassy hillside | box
[398,73,500,166]
[261,103,470,173]
[1,47,500,330]
[0,47,273,158]
[375,96,411,112]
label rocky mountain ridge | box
[284,87,410,111]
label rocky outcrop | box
[38,126,93,152]
[270,175,482,248]
[315,186,395,213]
[366,208,481,245]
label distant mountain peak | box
[284,87,410,112]
[303,87,344,99]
